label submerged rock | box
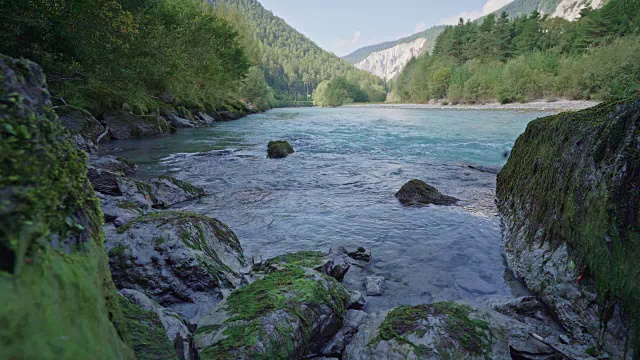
[365,276,385,296]
[106,211,247,321]
[497,100,640,358]
[194,265,351,359]
[120,289,194,360]
[267,140,295,158]
[56,105,105,154]
[0,54,133,358]
[395,179,458,206]
[117,176,206,209]
[343,301,571,360]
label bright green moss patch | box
[158,175,205,197]
[0,55,133,358]
[263,251,326,269]
[119,295,177,360]
[373,302,492,358]
[497,99,640,355]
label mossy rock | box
[119,295,177,360]
[395,179,458,206]
[195,265,350,359]
[267,140,295,159]
[55,105,105,154]
[107,211,246,318]
[0,54,133,358]
[102,110,173,140]
[497,99,640,357]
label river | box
[100,107,554,312]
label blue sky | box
[258,0,514,56]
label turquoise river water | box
[101,107,554,311]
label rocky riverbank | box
[345,100,601,112]
[2,54,637,359]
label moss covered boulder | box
[194,264,351,359]
[343,300,567,360]
[267,140,295,159]
[56,105,105,154]
[103,110,173,140]
[395,179,458,206]
[497,100,639,357]
[119,294,178,360]
[105,211,247,321]
[0,55,133,358]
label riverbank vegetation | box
[391,0,640,104]
[312,77,386,107]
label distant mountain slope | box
[214,0,382,98]
[346,0,605,81]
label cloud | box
[334,31,364,56]
[439,0,514,25]
[415,22,427,33]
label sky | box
[258,0,514,56]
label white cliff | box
[551,0,605,20]
[355,38,427,81]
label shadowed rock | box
[395,179,458,206]
[267,140,295,158]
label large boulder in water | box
[267,140,295,158]
[395,179,458,206]
[497,100,639,358]
[105,211,247,321]
[194,260,351,359]
[0,54,133,358]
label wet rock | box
[100,196,144,225]
[395,179,458,206]
[0,54,132,357]
[117,175,205,209]
[347,290,367,310]
[120,289,194,360]
[366,276,384,296]
[103,110,173,140]
[118,293,178,360]
[105,211,247,321]
[343,301,573,360]
[88,167,123,196]
[267,140,295,158]
[318,247,351,281]
[194,265,350,359]
[56,105,104,154]
[321,310,368,357]
[89,155,137,175]
[497,100,640,358]
[346,246,372,262]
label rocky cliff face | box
[355,38,427,81]
[497,100,639,358]
[0,55,134,358]
[551,0,605,20]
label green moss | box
[118,296,177,360]
[116,201,143,214]
[372,302,492,358]
[267,140,295,159]
[158,175,205,197]
[262,251,326,269]
[0,56,133,358]
[199,266,349,359]
[497,99,640,355]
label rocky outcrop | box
[355,38,427,81]
[194,261,351,359]
[551,0,605,21]
[343,300,576,359]
[497,100,640,358]
[103,110,174,140]
[56,105,105,154]
[119,294,179,360]
[267,140,295,158]
[120,289,194,360]
[0,54,133,357]
[395,179,458,206]
[105,211,247,321]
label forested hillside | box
[216,0,385,102]
[392,0,640,104]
